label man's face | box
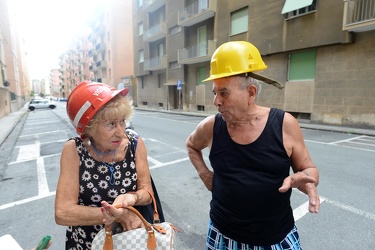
[212,77,250,122]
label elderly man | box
[186,41,320,250]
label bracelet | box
[128,192,141,205]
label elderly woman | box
[55,81,153,250]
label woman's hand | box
[101,200,144,231]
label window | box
[137,0,143,8]
[288,50,317,81]
[198,26,207,57]
[139,50,144,63]
[230,7,248,36]
[197,67,206,85]
[138,22,143,36]
[282,0,317,19]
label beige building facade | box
[58,1,135,99]
[132,0,375,128]
[0,0,30,119]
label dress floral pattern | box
[65,134,137,250]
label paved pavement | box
[0,103,374,178]
[1,105,375,149]
[0,103,29,147]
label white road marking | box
[18,129,70,138]
[136,111,200,124]
[0,234,23,249]
[305,136,375,153]
[0,192,55,210]
[149,157,190,170]
[16,141,40,161]
[327,135,367,145]
[293,192,375,222]
[8,153,61,165]
[143,138,186,153]
[13,139,67,148]
[37,157,50,196]
[147,156,162,165]
[2,134,375,232]
[324,198,375,221]
[294,197,326,221]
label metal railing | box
[143,22,166,41]
[179,0,209,21]
[144,55,166,70]
[178,43,208,61]
[346,0,375,25]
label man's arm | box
[186,116,215,191]
[280,112,320,213]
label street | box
[0,101,375,249]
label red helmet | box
[67,81,129,135]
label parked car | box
[126,120,134,130]
[28,99,56,111]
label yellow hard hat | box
[203,41,283,89]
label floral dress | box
[65,133,137,250]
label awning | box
[281,0,313,14]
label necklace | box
[90,138,117,185]
[100,150,117,185]
[89,138,116,156]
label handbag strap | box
[103,206,157,250]
[144,188,161,223]
[103,189,161,250]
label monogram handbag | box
[91,192,178,250]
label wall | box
[313,30,375,127]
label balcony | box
[178,40,216,65]
[178,0,216,27]
[89,49,95,56]
[143,22,167,42]
[343,0,375,32]
[144,0,165,12]
[95,42,106,52]
[144,55,167,71]
[96,60,107,69]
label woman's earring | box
[87,138,92,146]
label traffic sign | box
[177,80,182,90]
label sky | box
[8,0,104,80]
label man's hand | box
[279,172,320,213]
[199,170,214,191]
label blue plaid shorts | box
[206,220,302,250]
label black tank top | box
[209,108,294,245]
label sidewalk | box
[136,108,375,137]
[0,104,29,147]
[0,106,374,147]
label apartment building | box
[0,0,30,118]
[49,69,61,97]
[59,1,134,99]
[132,0,375,128]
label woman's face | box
[92,116,127,151]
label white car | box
[28,99,57,111]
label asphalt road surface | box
[0,102,374,249]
